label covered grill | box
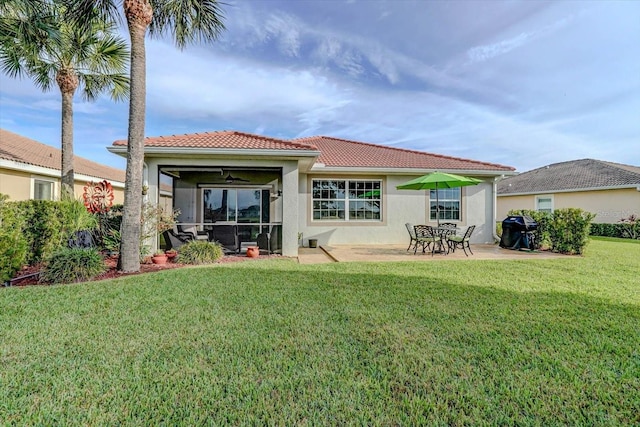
[499,215,538,250]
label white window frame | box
[31,176,57,200]
[312,179,382,222]
[535,194,554,213]
[429,187,461,222]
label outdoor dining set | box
[405,223,476,256]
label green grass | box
[1,239,639,425]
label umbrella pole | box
[435,182,440,227]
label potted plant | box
[165,249,177,260]
[151,251,168,265]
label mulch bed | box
[6,253,277,288]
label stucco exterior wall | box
[298,174,495,246]
[0,168,34,200]
[497,188,640,223]
[1,167,124,203]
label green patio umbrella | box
[396,172,482,226]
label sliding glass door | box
[203,188,268,223]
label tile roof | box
[0,128,125,183]
[112,130,319,152]
[497,159,640,195]
[294,136,515,171]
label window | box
[429,188,461,221]
[33,178,55,200]
[312,179,381,221]
[536,195,553,213]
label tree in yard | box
[66,0,226,272]
[0,0,130,199]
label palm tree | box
[0,0,130,199]
[66,0,225,272]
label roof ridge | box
[117,130,320,151]
[295,135,515,170]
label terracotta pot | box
[165,251,177,260]
[246,246,260,258]
[152,255,168,265]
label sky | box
[1,0,639,173]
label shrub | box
[18,200,67,264]
[94,205,123,253]
[590,223,625,238]
[40,248,106,285]
[177,241,223,265]
[547,208,595,255]
[0,194,28,283]
[619,214,639,240]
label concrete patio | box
[298,244,570,264]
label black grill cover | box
[499,215,538,250]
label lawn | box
[1,238,638,425]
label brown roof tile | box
[497,159,640,194]
[1,128,125,183]
[294,136,515,171]
[113,130,319,151]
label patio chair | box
[446,225,475,256]
[212,225,239,254]
[257,224,282,254]
[405,222,418,251]
[413,225,440,256]
[177,224,208,241]
[162,229,193,250]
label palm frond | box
[149,0,226,49]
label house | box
[0,128,126,203]
[107,131,515,256]
[496,159,640,223]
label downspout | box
[142,162,149,202]
[492,176,502,243]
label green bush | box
[177,241,223,265]
[40,248,106,285]
[17,200,67,264]
[590,223,626,238]
[548,208,595,255]
[619,214,639,240]
[0,194,28,283]
[94,205,123,251]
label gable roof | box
[497,159,640,195]
[0,129,125,183]
[294,136,515,172]
[112,130,319,152]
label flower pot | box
[165,251,177,261]
[246,246,260,258]
[152,255,168,265]
[308,239,318,248]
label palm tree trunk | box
[57,69,78,200]
[118,0,152,273]
[60,90,74,199]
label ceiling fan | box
[224,173,249,183]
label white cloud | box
[466,14,575,64]
[146,41,350,120]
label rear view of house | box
[108,130,515,256]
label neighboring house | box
[497,159,640,223]
[0,128,126,203]
[108,131,515,256]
